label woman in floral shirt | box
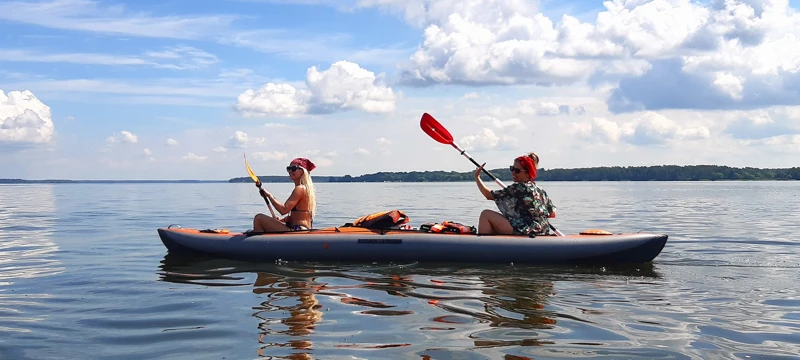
[474,152,556,236]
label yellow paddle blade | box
[244,153,259,183]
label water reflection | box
[252,271,325,359]
[0,185,63,335]
[158,253,663,358]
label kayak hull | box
[157,226,669,264]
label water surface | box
[1,181,799,359]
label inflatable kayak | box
[156,225,668,264]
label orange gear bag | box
[346,210,410,230]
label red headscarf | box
[290,157,316,172]
[515,155,537,179]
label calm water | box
[1,181,799,359]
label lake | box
[1,181,799,359]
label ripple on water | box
[3,182,800,359]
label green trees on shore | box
[228,165,800,183]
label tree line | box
[228,165,800,183]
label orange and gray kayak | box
[157,225,668,264]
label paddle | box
[420,112,565,236]
[421,113,506,189]
[244,153,277,219]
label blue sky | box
[2,0,800,180]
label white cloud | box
[227,130,266,148]
[358,0,800,112]
[182,152,207,162]
[459,128,518,151]
[570,112,711,146]
[165,138,178,146]
[354,148,371,156]
[474,115,525,130]
[723,109,800,140]
[377,137,392,144]
[0,0,237,40]
[107,130,138,144]
[235,61,397,116]
[0,46,219,70]
[252,151,288,161]
[143,148,151,156]
[313,157,334,167]
[212,146,228,153]
[517,100,561,116]
[0,89,54,144]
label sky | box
[2,0,800,180]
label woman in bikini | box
[252,157,317,232]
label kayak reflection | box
[157,254,663,357]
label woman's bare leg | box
[253,213,291,232]
[478,209,515,235]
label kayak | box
[156,225,668,264]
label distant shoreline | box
[0,179,229,184]
[4,165,799,183]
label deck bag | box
[344,210,410,230]
[420,221,476,234]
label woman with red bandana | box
[474,152,556,236]
[252,157,317,232]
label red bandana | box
[515,155,537,179]
[290,157,316,172]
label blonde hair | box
[299,167,316,218]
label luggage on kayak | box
[420,221,476,234]
[344,209,410,229]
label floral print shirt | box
[491,181,555,236]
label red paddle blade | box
[420,113,453,144]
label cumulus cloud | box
[227,130,265,148]
[252,151,288,161]
[459,128,519,151]
[570,112,711,146]
[377,137,392,144]
[474,115,525,130]
[107,130,138,144]
[354,148,371,156]
[723,109,800,140]
[517,100,562,116]
[358,0,800,112]
[0,89,54,144]
[235,61,396,116]
[182,152,207,162]
[737,134,800,150]
[165,138,178,146]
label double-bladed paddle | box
[420,112,564,236]
[244,153,277,219]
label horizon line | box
[3,163,799,182]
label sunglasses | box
[286,165,302,172]
[509,165,524,174]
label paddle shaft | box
[450,142,507,188]
[255,182,277,218]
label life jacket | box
[420,221,476,234]
[345,210,410,230]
